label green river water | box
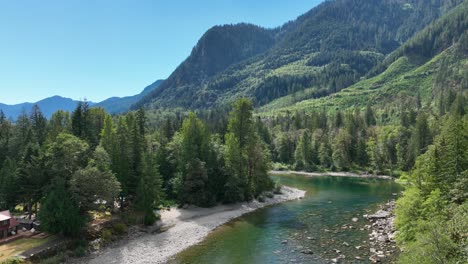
[172,174,402,264]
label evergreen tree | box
[71,101,84,138]
[435,114,468,199]
[294,130,315,170]
[39,177,84,237]
[332,129,352,170]
[135,154,164,225]
[114,117,131,202]
[177,112,215,206]
[0,158,18,210]
[99,115,117,165]
[12,111,33,159]
[48,110,71,141]
[225,99,272,201]
[365,104,377,126]
[408,112,432,166]
[17,143,46,218]
[277,133,294,164]
[318,141,332,168]
[0,111,12,166]
[30,105,48,146]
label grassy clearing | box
[0,236,55,263]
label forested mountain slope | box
[136,0,462,110]
[135,23,277,108]
[260,0,468,115]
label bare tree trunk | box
[28,201,32,220]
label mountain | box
[259,0,468,115]
[0,80,164,119]
[135,23,276,109]
[0,96,91,120]
[93,79,164,114]
[135,0,463,110]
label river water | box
[171,174,402,264]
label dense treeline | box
[395,102,467,263]
[260,88,467,263]
[263,100,426,175]
[0,98,272,236]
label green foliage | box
[1,258,24,264]
[174,113,217,206]
[395,111,468,263]
[73,245,87,257]
[135,154,163,209]
[70,165,121,213]
[38,253,66,264]
[225,99,272,201]
[133,0,459,110]
[47,110,71,141]
[332,129,352,171]
[112,223,128,235]
[39,177,84,237]
[45,133,89,179]
[0,158,18,210]
[143,208,157,226]
[101,229,113,243]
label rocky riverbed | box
[73,186,305,264]
[364,200,399,263]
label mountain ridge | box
[259,0,468,115]
[0,79,164,119]
[135,0,463,110]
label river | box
[171,174,402,264]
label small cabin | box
[0,210,19,239]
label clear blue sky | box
[0,0,322,104]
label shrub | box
[74,246,86,257]
[2,258,24,264]
[143,209,157,226]
[101,229,113,242]
[38,252,66,264]
[112,223,128,235]
[273,180,282,194]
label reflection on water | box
[172,174,402,264]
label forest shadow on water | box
[171,174,403,264]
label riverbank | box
[270,170,394,180]
[74,186,305,264]
[364,200,399,263]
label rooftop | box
[0,210,11,221]
[0,210,18,228]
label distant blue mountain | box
[94,79,163,114]
[0,79,164,119]
[0,96,92,120]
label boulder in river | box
[366,210,390,219]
